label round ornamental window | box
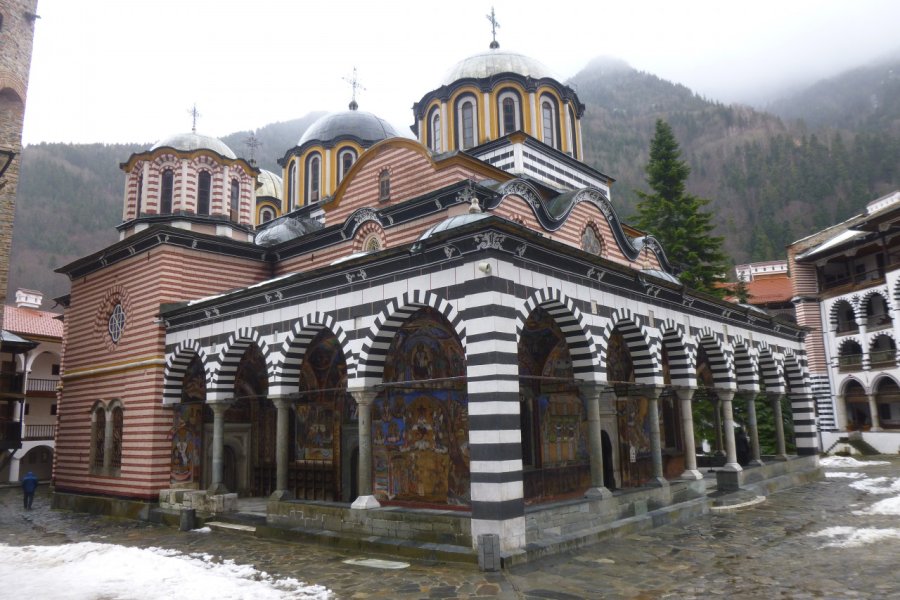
[108,303,126,344]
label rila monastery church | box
[46,29,824,562]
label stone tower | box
[0,0,39,320]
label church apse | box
[373,307,469,507]
[518,306,590,503]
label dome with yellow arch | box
[412,44,584,159]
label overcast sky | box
[21,0,900,147]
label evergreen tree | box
[635,119,729,296]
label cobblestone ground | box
[2,456,899,599]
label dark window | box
[93,409,106,468]
[160,169,174,213]
[542,101,555,147]
[379,169,390,201]
[51,404,57,416]
[338,148,356,184]
[428,107,442,152]
[461,102,475,149]
[230,179,240,222]
[568,105,578,159]
[136,173,143,216]
[502,97,516,134]
[260,207,275,223]
[306,154,321,204]
[51,364,60,376]
[24,403,29,416]
[287,162,296,209]
[111,406,124,469]
[197,171,211,214]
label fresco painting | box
[170,403,203,484]
[295,331,347,464]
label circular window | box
[108,303,126,344]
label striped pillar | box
[465,300,525,552]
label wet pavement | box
[3,456,900,599]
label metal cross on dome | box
[188,103,201,133]
[244,134,261,164]
[486,7,500,49]
[343,67,366,111]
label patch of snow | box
[849,477,900,495]
[819,456,890,468]
[853,494,900,516]
[824,472,864,479]
[810,526,900,547]
[0,542,331,599]
[191,526,212,533]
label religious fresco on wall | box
[170,402,203,484]
[295,330,347,462]
[518,307,589,499]
[180,354,206,403]
[607,330,651,486]
[373,308,469,506]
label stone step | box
[206,520,257,534]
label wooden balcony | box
[24,424,57,440]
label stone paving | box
[2,456,899,599]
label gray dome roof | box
[442,49,558,85]
[256,169,283,200]
[151,132,237,159]
[298,110,398,147]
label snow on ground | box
[810,526,900,548]
[0,542,331,600]
[824,472,864,479]
[853,495,900,516]
[819,456,890,468]
[849,476,900,495]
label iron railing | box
[24,424,56,440]
[26,378,59,393]
[838,354,864,371]
[869,349,897,367]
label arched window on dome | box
[306,153,321,204]
[567,105,578,159]
[160,169,174,214]
[363,234,382,252]
[379,169,391,202]
[455,95,478,150]
[197,171,211,214]
[259,206,275,224]
[337,147,357,184]
[427,107,442,153]
[497,89,522,137]
[230,178,240,223]
[286,162,296,210]
[541,97,558,149]
[136,173,143,217]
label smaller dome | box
[256,169,283,200]
[298,110,398,147]
[151,132,237,159]
[442,49,558,85]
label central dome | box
[150,132,236,159]
[441,49,558,85]
[298,110,398,147]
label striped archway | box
[163,340,210,405]
[731,336,759,392]
[209,327,272,401]
[598,308,662,385]
[274,312,355,390]
[658,319,696,388]
[695,327,735,389]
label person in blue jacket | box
[21,471,38,510]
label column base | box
[646,476,669,488]
[585,486,613,499]
[721,462,743,472]
[351,495,381,510]
[207,483,229,495]
[774,454,790,461]
[870,427,883,432]
[680,469,704,481]
[748,459,765,467]
[269,489,293,501]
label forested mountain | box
[9,57,900,305]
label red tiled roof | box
[3,305,63,339]
[745,277,793,304]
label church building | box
[52,32,818,559]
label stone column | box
[208,400,231,495]
[675,387,702,480]
[270,397,293,500]
[769,393,789,460]
[866,393,882,432]
[580,384,612,499]
[834,393,849,431]
[712,397,725,456]
[718,389,742,472]
[646,386,668,486]
[742,391,764,466]
[350,389,380,509]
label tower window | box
[541,100,557,149]
[287,162,296,210]
[136,173,143,216]
[338,148,357,184]
[455,96,478,150]
[306,154,321,204]
[197,171,211,214]
[567,105,578,159]
[160,169,173,214]
[428,108,442,153]
[498,90,522,136]
[260,207,275,223]
[230,179,240,222]
[379,169,391,201]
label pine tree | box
[635,119,729,296]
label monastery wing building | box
[53,39,817,558]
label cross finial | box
[244,134,261,165]
[486,7,500,49]
[342,67,366,111]
[188,103,201,133]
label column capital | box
[715,388,736,402]
[349,388,378,406]
[271,396,293,410]
[673,386,696,402]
